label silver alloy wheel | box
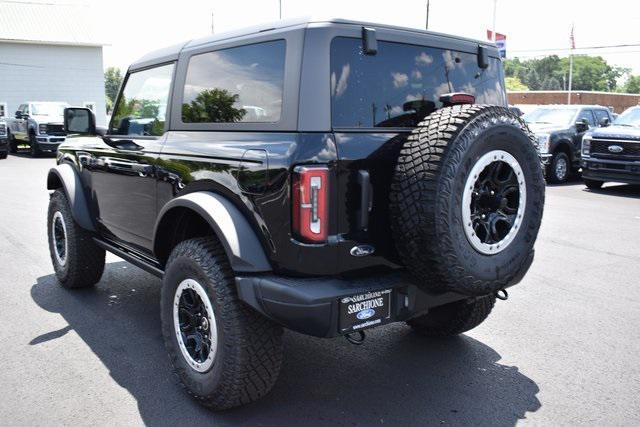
[51,211,68,266]
[555,156,568,181]
[462,150,527,255]
[173,279,217,373]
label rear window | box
[330,37,506,128]
[182,40,286,124]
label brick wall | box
[507,91,640,114]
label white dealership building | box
[0,1,107,126]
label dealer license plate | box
[339,289,392,333]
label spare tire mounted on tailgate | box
[390,105,545,296]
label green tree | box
[505,76,529,91]
[104,67,123,112]
[541,77,562,90]
[623,75,640,93]
[181,89,246,123]
[526,69,541,90]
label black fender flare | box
[46,163,95,231]
[553,139,574,160]
[153,192,272,273]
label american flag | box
[570,24,575,49]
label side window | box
[23,104,30,115]
[577,109,596,127]
[182,40,286,123]
[593,109,609,124]
[17,104,26,116]
[110,63,175,136]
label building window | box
[182,40,286,123]
[0,103,7,118]
[83,102,96,112]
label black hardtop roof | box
[129,17,495,71]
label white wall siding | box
[0,42,107,126]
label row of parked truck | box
[2,101,638,189]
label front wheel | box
[584,178,604,190]
[407,295,496,337]
[546,152,570,183]
[29,133,40,157]
[160,237,283,410]
[47,189,105,288]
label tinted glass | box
[182,40,286,123]
[593,109,609,123]
[330,37,506,128]
[578,109,596,126]
[110,63,175,136]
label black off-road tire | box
[546,152,570,184]
[47,189,105,288]
[584,178,604,190]
[160,237,283,411]
[390,105,545,296]
[8,132,18,153]
[407,295,496,337]
[29,132,41,157]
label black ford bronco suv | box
[46,18,544,410]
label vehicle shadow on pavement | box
[586,184,640,199]
[31,261,541,426]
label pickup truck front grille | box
[46,124,66,136]
[590,139,640,160]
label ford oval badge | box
[357,308,376,320]
[608,145,623,153]
[350,245,375,257]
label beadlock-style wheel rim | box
[462,150,526,255]
[51,211,68,266]
[173,279,217,373]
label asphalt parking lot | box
[0,152,639,426]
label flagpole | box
[492,0,497,41]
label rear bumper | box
[582,157,640,184]
[236,272,468,338]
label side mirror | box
[15,111,22,119]
[599,117,610,127]
[64,107,96,135]
[575,119,589,132]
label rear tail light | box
[292,165,329,243]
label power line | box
[511,43,640,53]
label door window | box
[593,109,610,124]
[577,109,596,127]
[110,63,175,136]
[181,40,286,123]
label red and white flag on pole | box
[569,24,575,49]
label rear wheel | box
[546,152,570,183]
[161,237,283,410]
[407,295,496,337]
[29,132,40,157]
[390,105,545,296]
[47,189,105,288]
[584,178,604,190]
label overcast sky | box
[77,0,640,76]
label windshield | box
[614,107,640,127]
[31,103,69,116]
[524,108,578,126]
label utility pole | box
[279,0,282,19]
[492,0,497,41]
[425,0,430,30]
[211,12,214,34]
[568,23,575,104]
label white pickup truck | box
[5,102,68,157]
